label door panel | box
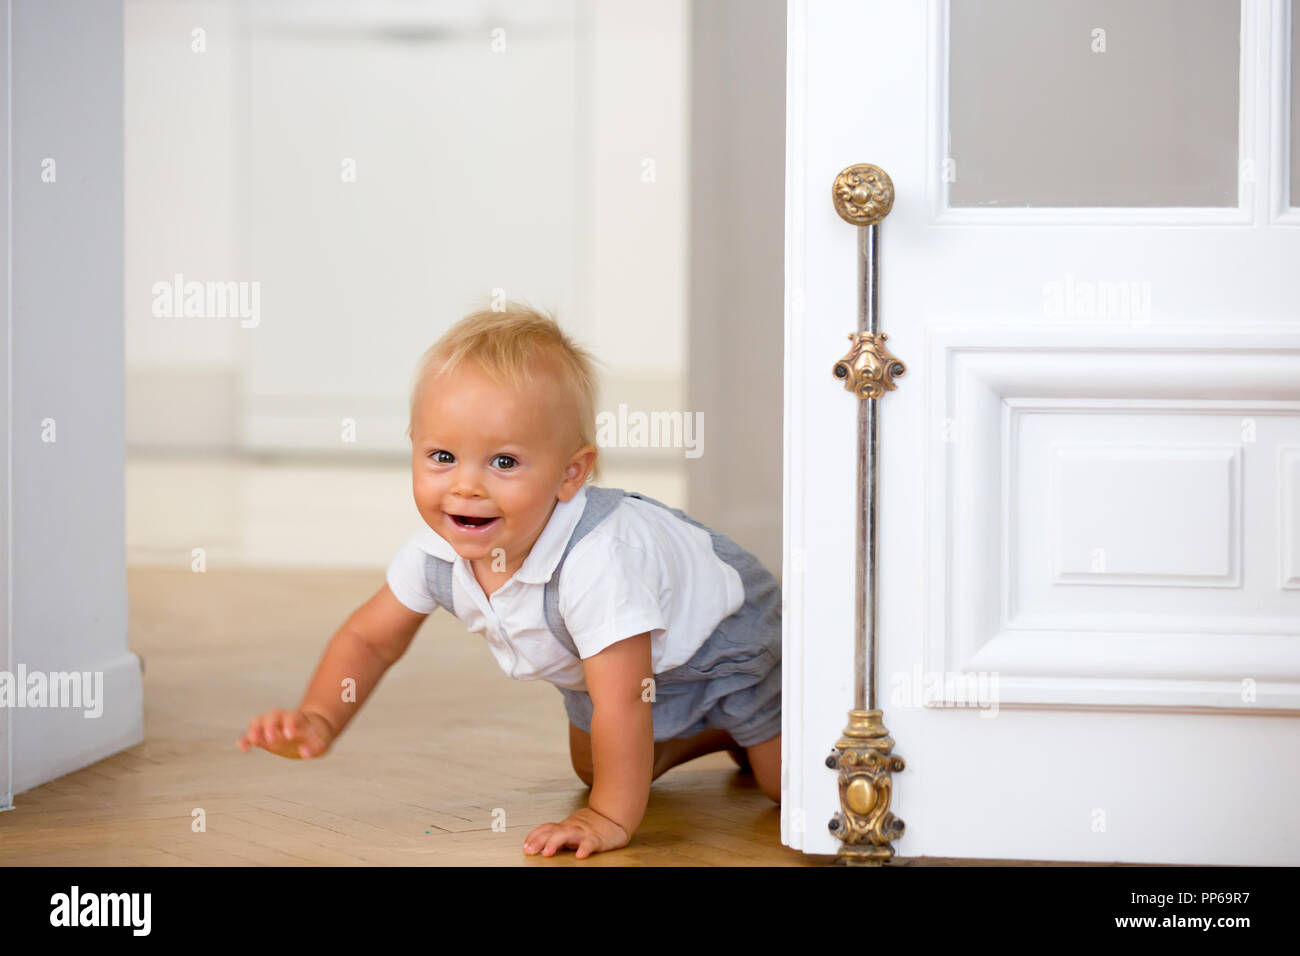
[785,0,1300,863]
[927,326,1300,710]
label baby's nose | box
[449,469,485,497]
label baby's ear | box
[560,445,598,497]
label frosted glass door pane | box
[948,0,1240,208]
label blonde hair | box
[407,300,603,482]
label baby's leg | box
[746,733,781,804]
[651,727,744,779]
[568,721,596,786]
[568,721,741,785]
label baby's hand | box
[238,708,335,760]
[523,806,630,859]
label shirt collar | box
[415,484,589,585]
[513,484,588,584]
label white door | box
[784,0,1300,864]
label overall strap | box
[423,553,456,612]
[623,490,753,578]
[542,485,628,658]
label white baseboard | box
[11,651,144,799]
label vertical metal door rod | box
[825,163,907,866]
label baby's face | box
[408,359,590,573]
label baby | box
[238,302,783,859]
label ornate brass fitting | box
[826,710,905,866]
[826,161,906,866]
[833,331,906,400]
[831,163,894,225]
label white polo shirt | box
[384,484,746,692]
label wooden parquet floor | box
[0,568,837,867]
[0,568,1138,867]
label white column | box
[3,0,141,805]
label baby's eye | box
[430,450,454,464]
[492,454,517,470]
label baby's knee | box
[568,721,594,786]
[572,761,594,787]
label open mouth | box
[448,513,499,530]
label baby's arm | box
[296,582,429,737]
[239,582,428,757]
[585,631,655,835]
[523,631,653,857]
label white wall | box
[6,0,143,802]
[584,0,689,415]
[687,0,786,577]
[125,0,690,473]
[125,0,243,450]
[1,0,10,808]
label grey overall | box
[423,485,782,747]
